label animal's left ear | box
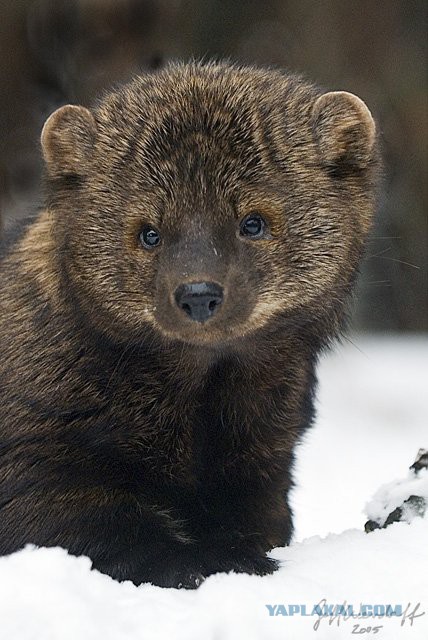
[311,91,376,170]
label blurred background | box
[0,0,426,331]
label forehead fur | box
[92,63,319,192]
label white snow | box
[1,335,427,639]
[292,334,428,539]
[365,468,428,525]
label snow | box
[292,334,428,540]
[1,335,427,639]
[1,520,428,640]
[365,468,428,526]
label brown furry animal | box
[0,62,380,588]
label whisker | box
[368,236,402,240]
[365,280,392,287]
[375,256,421,270]
[367,246,392,259]
[341,335,371,360]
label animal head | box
[41,62,379,347]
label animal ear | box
[311,91,376,170]
[41,105,97,175]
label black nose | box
[174,282,224,323]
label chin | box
[155,321,247,349]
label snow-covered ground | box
[292,334,428,540]
[1,335,427,640]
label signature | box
[313,599,426,632]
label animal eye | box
[239,213,266,239]
[139,225,161,249]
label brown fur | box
[0,62,380,587]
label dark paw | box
[147,547,279,588]
[139,548,207,589]
[220,551,279,577]
[150,567,206,589]
[96,544,279,588]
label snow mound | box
[365,468,428,526]
[0,519,427,640]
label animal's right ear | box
[41,105,97,175]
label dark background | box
[0,0,426,331]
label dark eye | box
[139,225,161,249]
[239,213,266,239]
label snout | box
[174,282,223,323]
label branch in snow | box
[364,448,428,532]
